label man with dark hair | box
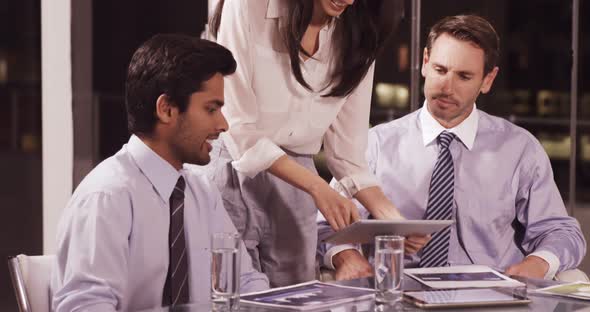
[318,15,585,281]
[51,34,268,312]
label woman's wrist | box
[306,177,330,198]
[355,186,404,220]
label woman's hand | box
[309,181,360,231]
[267,155,359,230]
[354,186,404,220]
[354,186,430,253]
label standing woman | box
[208,0,405,287]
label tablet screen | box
[413,272,504,282]
[404,288,525,305]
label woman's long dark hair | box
[211,0,403,97]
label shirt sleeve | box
[323,63,379,198]
[527,251,560,280]
[316,212,360,270]
[214,188,270,293]
[52,192,131,312]
[516,137,586,273]
[324,242,361,270]
[216,0,285,178]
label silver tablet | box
[403,288,531,309]
[323,219,453,245]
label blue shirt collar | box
[127,135,182,204]
[419,100,478,150]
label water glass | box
[374,235,404,304]
[211,232,241,311]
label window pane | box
[576,0,590,204]
[0,0,42,310]
[370,0,412,126]
[576,0,590,275]
[92,0,208,161]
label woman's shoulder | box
[224,0,270,20]
[221,0,281,40]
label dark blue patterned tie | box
[163,176,190,306]
[419,131,456,267]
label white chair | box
[8,254,56,312]
[554,268,590,283]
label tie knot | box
[172,176,185,199]
[438,131,455,149]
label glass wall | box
[575,0,590,274]
[370,0,412,126]
[0,0,42,310]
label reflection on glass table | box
[138,275,590,312]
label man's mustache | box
[432,94,458,104]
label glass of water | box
[374,235,404,304]
[211,232,241,311]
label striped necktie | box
[419,131,456,268]
[163,176,190,306]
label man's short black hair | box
[125,34,236,136]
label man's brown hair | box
[426,15,500,75]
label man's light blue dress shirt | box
[51,135,268,312]
[319,105,586,278]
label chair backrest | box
[8,254,56,312]
[554,268,590,283]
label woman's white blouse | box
[216,0,378,196]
